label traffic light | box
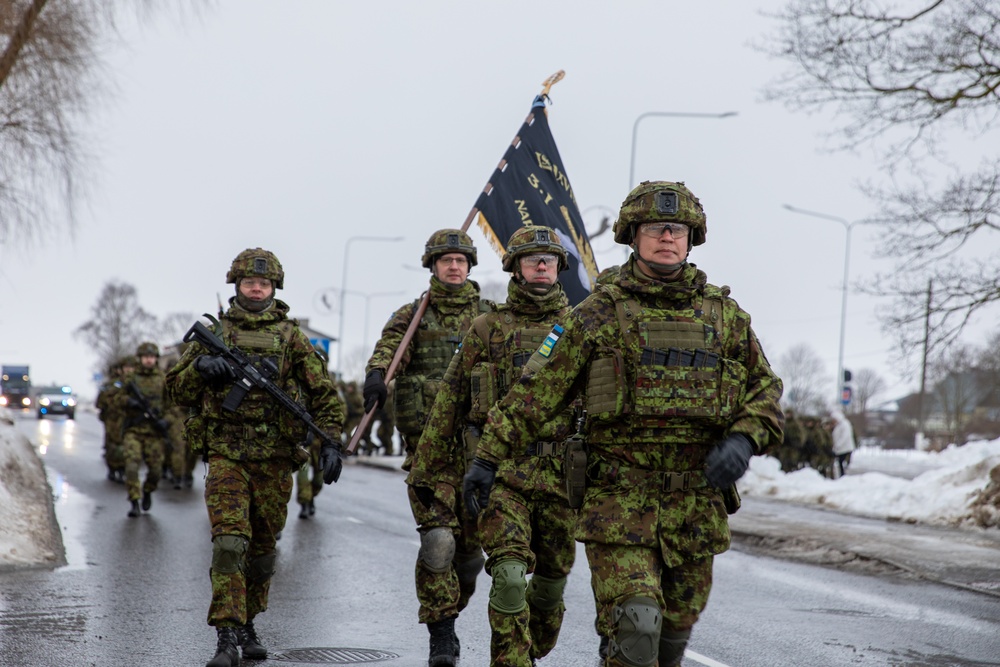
[843,369,852,382]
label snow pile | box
[0,409,64,570]
[741,439,1000,528]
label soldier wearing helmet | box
[363,228,491,665]
[116,341,170,518]
[464,181,784,667]
[410,225,577,665]
[96,355,135,483]
[166,247,345,667]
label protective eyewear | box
[637,222,690,239]
[520,254,558,268]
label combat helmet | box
[613,181,706,246]
[136,341,160,357]
[502,226,568,272]
[226,248,284,289]
[421,229,478,268]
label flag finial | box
[540,70,565,98]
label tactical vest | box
[124,369,165,432]
[200,318,299,451]
[467,307,556,425]
[585,283,748,446]
[395,298,490,436]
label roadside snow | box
[0,409,64,571]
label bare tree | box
[759,0,1000,369]
[74,280,158,373]
[928,343,981,445]
[850,367,887,415]
[775,343,830,414]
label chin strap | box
[633,246,686,277]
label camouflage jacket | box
[366,276,490,437]
[96,380,126,444]
[408,280,572,492]
[117,365,168,435]
[475,258,784,562]
[165,298,345,462]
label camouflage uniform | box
[466,182,784,667]
[365,228,490,664]
[118,345,169,513]
[804,417,834,478]
[167,403,195,488]
[374,384,396,455]
[412,226,577,666]
[775,409,805,472]
[96,359,130,482]
[294,432,324,516]
[165,248,344,666]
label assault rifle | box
[182,320,343,483]
[127,381,170,435]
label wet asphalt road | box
[2,410,999,666]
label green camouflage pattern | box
[164,298,344,629]
[226,247,285,289]
[473,258,783,661]
[96,379,127,470]
[421,228,478,268]
[613,181,707,246]
[167,404,195,480]
[119,364,169,500]
[410,279,575,665]
[295,434,324,504]
[501,225,568,272]
[205,456,292,626]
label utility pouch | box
[468,363,498,424]
[462,424,482,465]
[586,348,627,424]
[722,484,741,515]
[564,435,588,509]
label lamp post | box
[338,236,404,376]
[628,110,738,192]
[783,204,867,407]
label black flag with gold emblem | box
[475,95,598,306]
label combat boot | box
[206,627,240,667]
[127,500,141,518]
[427,617,457,666]
[238,619,267,660]
[298,503,310,519]
[141,490,153,511]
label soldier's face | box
[239,277,274,302]
[139,355,157,369]
[518,253,558,286]
[433,253,470,285]
[634,222,690,267]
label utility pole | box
[915,279,932,450]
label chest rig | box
[586,283,745,442]
[395,298,490,435]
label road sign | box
[841,385,852,406]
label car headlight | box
[21,397,31,406]
[67,398,77,407]
[0,396,7,406]
[39,397,51,406]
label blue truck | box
[1,365,32,409]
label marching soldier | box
[119,343,169,517]
[464,181,784,667]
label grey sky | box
[2,1,945,402]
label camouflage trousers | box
[123,429,165,501]
[585,543,713,667]
[169,420,195,479]
[294,440,323,504]
[205,455,293,627]
[408,481,484,625]
[104,436,125,470]
[478,481,576,667]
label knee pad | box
[418,527,455,574]
[526,574,567,612]
[247,551,277,583]
[453,551,485,590]
[609,596,662,667]
[658,628,691,667]
[211,534,248,575]
[488,559,527,615]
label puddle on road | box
[46,468,93,571]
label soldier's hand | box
[320,443,344,484]
[194,355,235,382]
[156,418,170,432]
[705,433,755,489]
[463,457,497,519]
[363,370,387,412]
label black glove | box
[363,369,387,413]
[156,418,170,432]
[126,397,143,409]
[320,443,344,484]
[705,433,755,489]
[194,355,235,382]
[463,457,498,519]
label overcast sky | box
[2,0,977,402]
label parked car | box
[36,385,76,419]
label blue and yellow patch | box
[537,324,564,358]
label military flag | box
[475,94,598,305]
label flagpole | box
[346,71,566,455]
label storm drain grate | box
[269,647,399,664]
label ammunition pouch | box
[586,349,628,424]
[468,362,499,424]
[394,374,443,435]
[183,412,207,458]
[563,436,588,509]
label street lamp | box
[783,204,868,407]
[338,236,404,376]
[628,110,738,192]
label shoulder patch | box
[537,324,564,358]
